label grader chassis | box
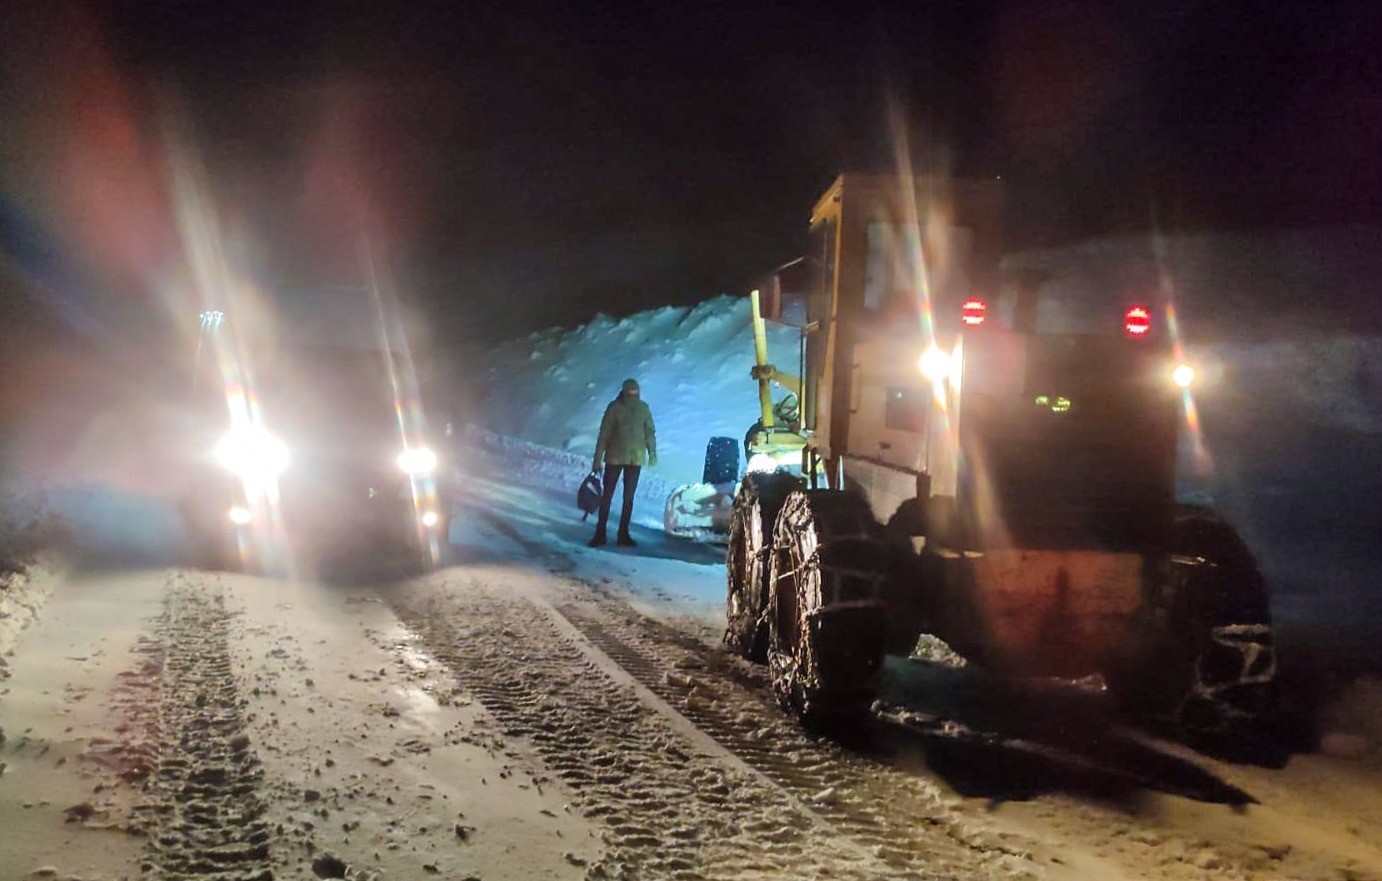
[722,174,1276,733]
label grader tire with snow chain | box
[766,490,890,728]
[1167,511,1276,733]
[724,472,798,662]
[1113,508,1276,735]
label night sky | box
[2,0,1380,347]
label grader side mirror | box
[754,258,816,327]
[758,285,782,322]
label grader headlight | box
[1172,363,1196,389]
[918,344,951,383]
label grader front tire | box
[766,490,889,727]
[724,473,796,662]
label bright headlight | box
[1172,363,1196,389]
[397,446,438,476]
[918,344,951,383]
[215,429,289,480]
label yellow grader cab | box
[723,174,1276,733]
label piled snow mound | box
[479,296,796,488]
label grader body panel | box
[935,550,1146,677]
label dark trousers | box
[595,464,641,538]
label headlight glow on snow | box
[215,429,289,481]
[397,446,438,476]
[1172,363,1196,389]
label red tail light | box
[961,298,987,326]
[1124,305,1151,338]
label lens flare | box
[396,446,438,476]
[364,236,444,566]
[215,428,289,480]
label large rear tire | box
[1113,509,1276,734]
[724,473,796,661]
[766,490,889,727]
[1168,511,1276,732]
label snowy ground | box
[4,430,1382,881]
[3,228,1381,880]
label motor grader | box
[722,173,1275,732]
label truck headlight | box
[1172,363,1195,389]
[397,446,438,476]
[215,428,289,481]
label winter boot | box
[616,533,637,548]
[589,531,607,548]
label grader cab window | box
[863,222,921,313]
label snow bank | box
[478,296,796,488]
[0,488,65,665]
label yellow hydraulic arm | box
[749,288,802,430]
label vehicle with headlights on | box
[179,344,452,573]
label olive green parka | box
[593,380,657,469]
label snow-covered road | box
[4,437,1382,881]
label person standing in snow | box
[589,378,657,547]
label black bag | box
[577,471,603,520]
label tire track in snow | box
[137,575,274,881]
[552,594,1033,878]
[388,579,912,881]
